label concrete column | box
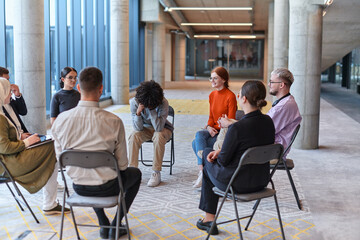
[110,0,129,104]
[13,0,46,134]
[289,0,323,149]
[273,0,289,69]
[266,2,274,101]
[174,34,186,81]
[152,23,165,87]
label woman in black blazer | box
[196,80,275,235]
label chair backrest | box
[59,150,123,194]
[227,144,283,191]
[59,150,119,171]
[168,105,175,125]
[282,124,300,158]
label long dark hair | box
[59,67,77,88]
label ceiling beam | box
[159,0,194,38]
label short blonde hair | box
[271,68,294,86]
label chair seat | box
[66,193,119,208]
[270,158,294,170]
[213,187,276,202]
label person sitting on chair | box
[51,67,142,239]
[219,68,301,160]
[0,77,69,215]
[196,80,275,235]
[128,80,173,187]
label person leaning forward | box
[128,80,173,187]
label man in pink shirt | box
[219,68,301,158]
[267,68,302,158]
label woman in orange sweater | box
[192,66,237,188]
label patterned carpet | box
[0,96,316,240]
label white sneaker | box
[147,172,161,187]
[57,183,65,191]
[193,170,203,188]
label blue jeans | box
[192,129,218,165]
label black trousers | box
[73,167,142,226]
[198,148,228,215]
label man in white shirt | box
[52,67,141,239]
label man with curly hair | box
[128,80,173,187]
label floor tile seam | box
[129,212,164,239]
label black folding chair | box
[139,105,175,174]
[0,157,40,223]
[270,124,301,209]
[206,144,285,240]
[58,150,131,240]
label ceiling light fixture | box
[229,35,257,39]
[165,7,252,12]
[194,35,220,38]
[181,23,253,26]
[193,34,264,39]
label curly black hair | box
[135,80,164,108]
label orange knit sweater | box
[207,88,237,130]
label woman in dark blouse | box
[196,80,275,235]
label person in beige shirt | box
[51,67,141,239]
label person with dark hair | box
[196,80,275,235]
[0,66,29,135]
[128,80,173,187]
[52,67,141,239]
[192,66,237,188]
[50,67,80,125]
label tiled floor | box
[0,81,322,239]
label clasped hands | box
[206,114,232,137]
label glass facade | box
[0,0,144,113]
[186,38,264,79]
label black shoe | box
[43,203,70,215]
[109,226,128,240]
[100,227,109,239]
[196,219,219,235]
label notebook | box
[26,135,54,149]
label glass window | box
[186,38,264,79]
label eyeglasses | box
[66,76,78,81]
[269,81,282,85]
[209,77,218,82]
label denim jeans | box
[192,129,218,165]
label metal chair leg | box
[5,182,25,211]
[245,199,261,230]
[284,164,302,210]
[232,192,244,240]
[121,191,131,240]
[206,194,228,240]
[10,181,40,223]
[274,193,286,239]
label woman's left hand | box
[207,149,221,163]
